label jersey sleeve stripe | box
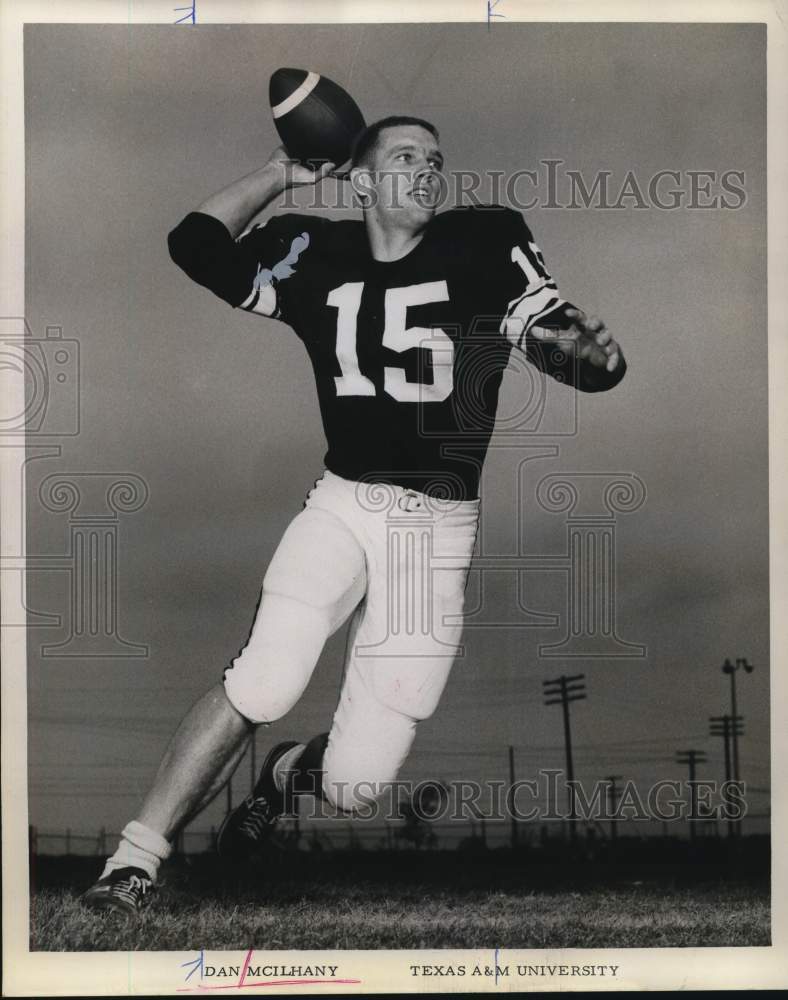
[504,277,557,316]
[240,283,278,317]
[500,285,566,349]
[240,288,260,310]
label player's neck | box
[364,212,427,263]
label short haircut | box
[351,115,440,169]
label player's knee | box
[222,593,331,724]
[223,670,298,725]
[371,662,453,722]
[401,697,440,723]
[321,720,418,814]
[222,667,294,724]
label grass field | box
[30,850,770,951]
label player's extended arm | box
[528,306,627,393]
[499,215,626,394]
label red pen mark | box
[239,949,253,987]
[176,978,362,992]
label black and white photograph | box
[2,0,786,994]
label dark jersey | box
[169,205,600,499]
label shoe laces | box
[238,794,276,839]
[126,874,150,895]
[111,871,152,906]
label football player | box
[83,117,625,913]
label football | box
[269,67,366,168]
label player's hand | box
[266,145,336,188]
[533,308,622,373]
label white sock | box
[273,743,306,794]
[101,820,172,882]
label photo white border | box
[2,0,786,994]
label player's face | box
[367,125,445,224]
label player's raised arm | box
[166,147,332,316]
[193,146,335,238]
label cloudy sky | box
[23,22,768,843]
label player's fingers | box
[327,156,352,180]
[577,339,595,361]
[315,162,337,179]
[594,327,611,346]
[606,350,621,373]
[585,315,604,333]
[564,307,587,328]
[602,338,619,356]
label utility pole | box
[508,745,518,849]
[604,775,623,844]
[544,673,587,844]
[676,750,706,844]
[709,714,743,839]
[722,657,753,836]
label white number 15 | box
[327,280,453,402]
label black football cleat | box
[81,865,155,916]
[216,740,301,860]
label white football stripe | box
[271,71,321,119]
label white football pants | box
[223,470,479,812]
